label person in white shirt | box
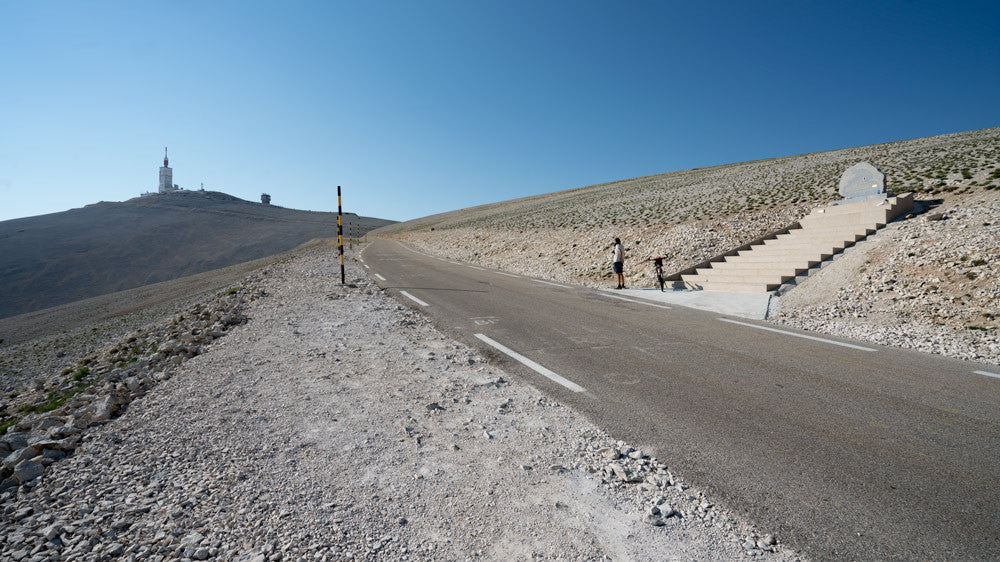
[612,237,626,289]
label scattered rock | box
[12,460,43,483]
[643,513,665,526]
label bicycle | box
[651,256,666,292]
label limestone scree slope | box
[379,127,1000,365]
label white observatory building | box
[158,147,176,193]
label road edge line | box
[399,291,429,307]
[718,318,877,352]
[474,333,586,393]
[533,280,572,289]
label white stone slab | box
[838,162,885,201]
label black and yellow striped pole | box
[337,185,345,285]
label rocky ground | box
[0,246,308,399]
[1,247,801,561]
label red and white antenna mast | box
[163,147,169,167]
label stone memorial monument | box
[837,162,886,203]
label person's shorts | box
[613,262,623,274]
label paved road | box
[360,239,1000,561]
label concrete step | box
[772,228,873,241]
[806,201,896,212]
[750,234,865,245]
[805,195,908,215]
[764,235,861,247]
[800,225,877,234]
[682,272,794,285]
[742,248,846,259]
[805,202,892,217]
[799,214,887,228]
[802,209,889,221]
[699,263,811,276]
[724,254,825,266]
[696,281,779,293]
[738,247,839,257]
[757,238,854,248]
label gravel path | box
[0,247,799,561]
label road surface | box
[361,239,1000,561]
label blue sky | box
[1,1,998,222]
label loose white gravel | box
[0,247,801,561]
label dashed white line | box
[601,294,672,309]
[496,272,520,278]
[974,370,1000,380]
[400,291,429,307]
[363,264,370,269]
[533,280,572,289]
[468,265,487,271]
[474,334,586,393]
[374,273,387,281]
[717,318,877,352]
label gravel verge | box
[1,246,801,561]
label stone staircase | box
[681,193,914,293]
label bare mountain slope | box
[376,127,998,290]
[376,127,1000,239]
[0,190,393,318]
[376,127,999,363]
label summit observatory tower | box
[158,147,174,193]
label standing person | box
[612,237,626,289]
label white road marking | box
[468,265,487,271]
[374,273,387,281]
[718,318,877,352]
[363,264,370,269]
[400,291,429,307]
[974,370,1000,380]
[496,272,520,278]
[601,294,672,309]
[474,334,586,393]
[533,280,571,289]
[357,257,364,262]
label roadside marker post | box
[337,186,345,285]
